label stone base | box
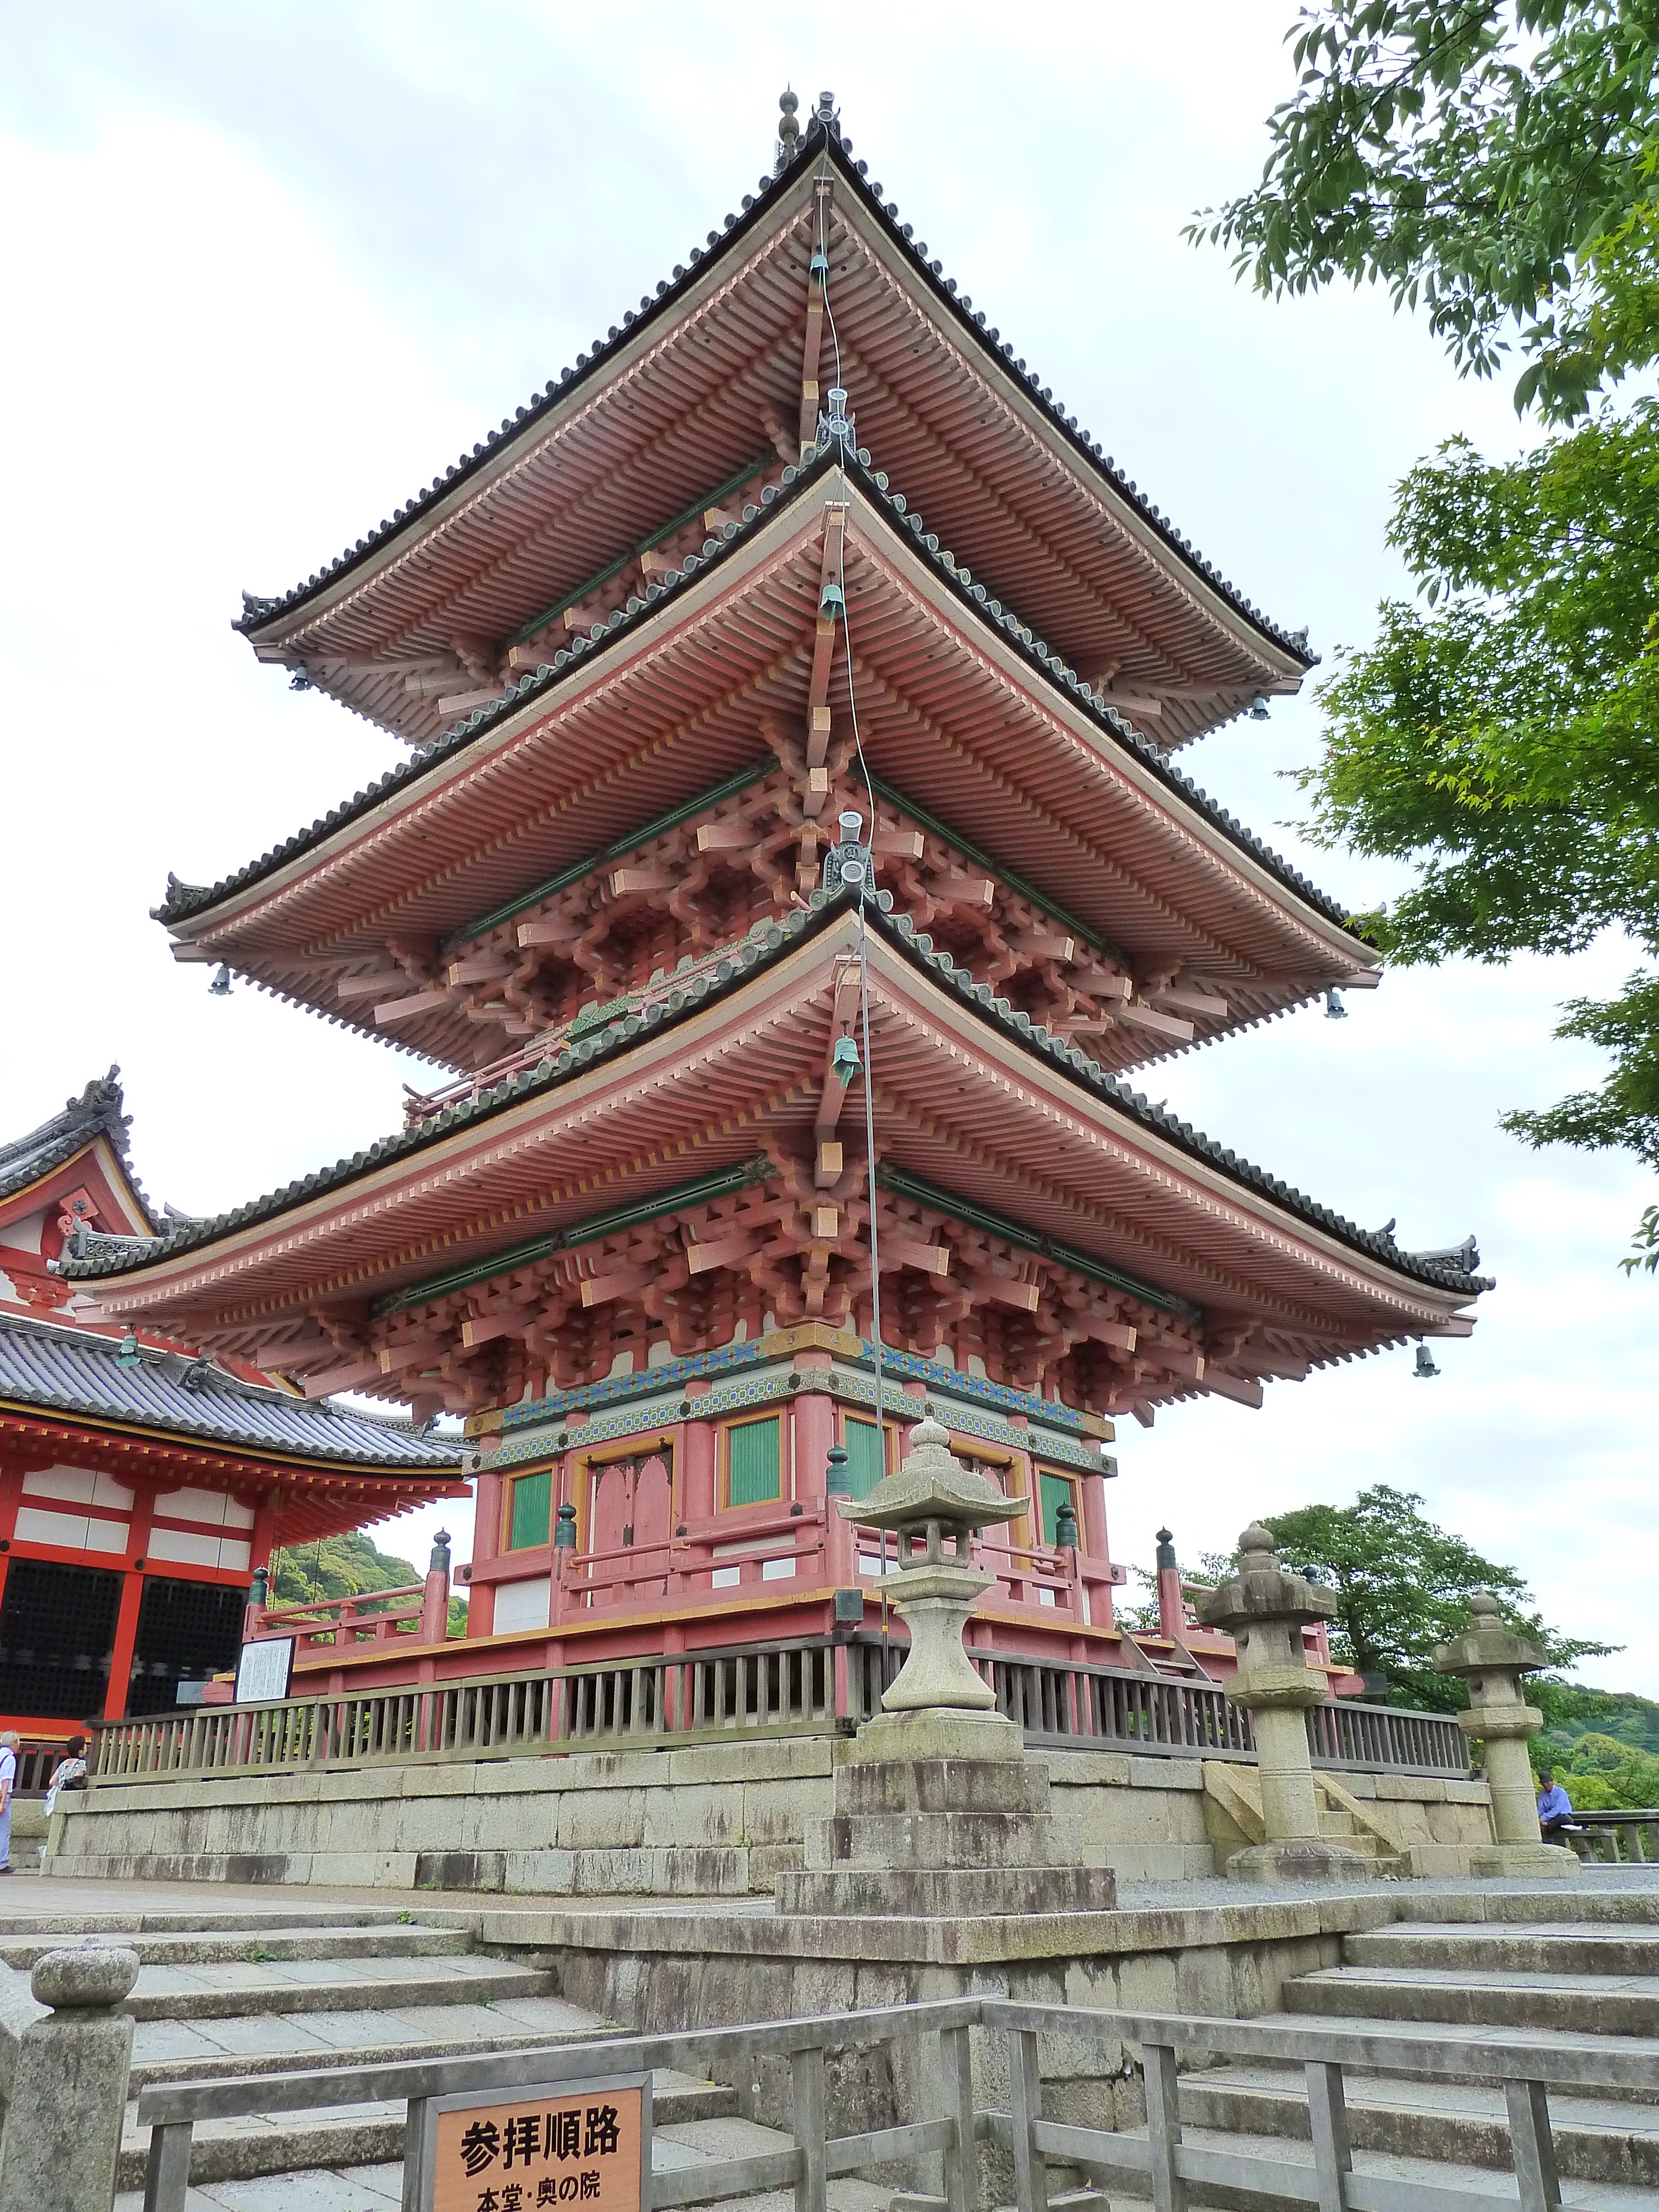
[1468,1841,1581,1879]
[850,1708,1024,1764]
[1225,1839,1379,1884]
[774,1860,1119,1916]
[1405,1842,1474,1879]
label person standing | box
[1537,1767,1574,1842]
[44,1736,87,1819]
[0,1731,19,1874]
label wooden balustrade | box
[1565,1809,1659,1864]
[139,1990,1628,2212]
[87,1629,1467,1785]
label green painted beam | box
[508,452,775,648]
[373,1156,778,1319]
[450,756,776,950]
[867,773,1132,970]
[875,1163,1201,1320]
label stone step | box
[1247,2006,1659,2100]
[115,2068,738,2193]
[0,1921,470,1971]
[1410,1886,1659,1926]
[1348,1919,1659,1974]
[0,1903,414,1938]
[126,1991,618,2092]
[122,1950,560,2023]
[1096,2120,1659,2212]
[1284,1963,1659,2036]
[1179,2059,1659,2184]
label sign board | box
[234,1636,295,1705]
[418,2071,650,2212]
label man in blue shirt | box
[1537,1770,1574,1841]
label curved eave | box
[80,900,1480,1340]
[166,462,1369,1071]
[237,127,1310,750]
[0,1400,468,1493]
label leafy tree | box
[269,1529,466,1637]
[1192,2,1659,420]
[1543,1729,1659,1804]
[1260,1484,1612,1709]
[1193,3,1659,1264]
[1538,1679,1659,1754]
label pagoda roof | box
[234,113,1311,753]
[159,450,1369,1074]
[69,891,1486,1396]
[0,1069,154,1227]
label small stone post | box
[0,1944,139,2212]
[1433,1591,1579,1878]
[1155,1527,1185,1641]
[1198,1524,1373,1882]
[420,1530,452,1645]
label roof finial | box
[815,88,839,140]
[775,87,800,175]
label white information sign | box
[234,1636,296,1704]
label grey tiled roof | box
[0,1069,154,1225]
[83,888,1486,1302]
[0,1313,466,1469]
[159,446,1351,933]
[236,119,1314,666]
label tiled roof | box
[0,1068,154,1227]
[159,445,1351,934]
[88,888,1486,1301]
[0,1313,466,1469]
[237,117,1312,669]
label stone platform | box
[48,1735,1495,1895]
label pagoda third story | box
[67,93,1488,1687]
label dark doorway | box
[0,1559,121,1720]
[127,1576,246,1717]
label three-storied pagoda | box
[66,95,1485,1698]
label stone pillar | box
[1198,1524,1373,1883]
[1433,1591,1579,1878]
[0,1944,139,2212]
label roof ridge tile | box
[236,126,1311,668]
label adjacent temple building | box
[0,1073,463,1748]
[64,95,1485,1712]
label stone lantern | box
[1432,1591,1579,1878]
[1198,1524,1373,1882]
[771,1416,1119,1919]
[837,1415,1026,1762]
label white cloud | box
[3,1,1650,1689]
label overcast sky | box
[3,2,1651,1690]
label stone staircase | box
[1200,1760,1406,1872]
[1178,1893,1659,2195]
[0,1902,732,2204]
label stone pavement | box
[7,1866,1659,2210]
